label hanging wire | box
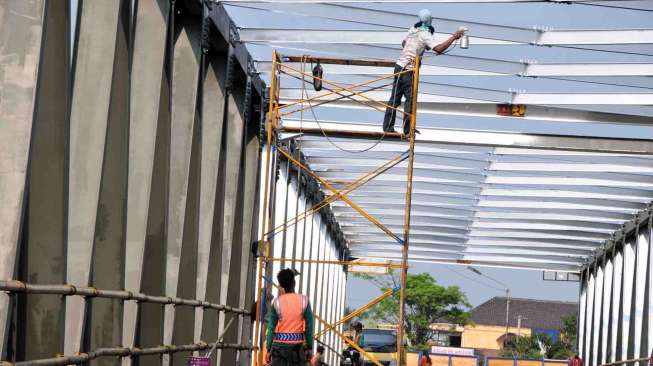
[574,1,653,13]
[443,266,506,292]
[295,55,395,154]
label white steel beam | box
[240,28,514,45]
[226,0,575,4]
[227,2,537,42]
[258,42,653,92]
[259,61,653,77]
[348,249,585,266]
[282,121,653,154]
[280,88,653,106]
[239,27,653,46]
[537,29,653,46]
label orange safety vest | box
[273,293,308,344]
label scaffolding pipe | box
[278,147,403,243]
[0,280,248,314]
[0,342,253,366]
[277,62,412,114]
[266,150,408,238]
[279,63,409,117]
[397,55,420,366]
[314,314,384,366]
[253,49,279,366]
[266,258,403,268]
[283,55,396,67]
[315,288,396,339]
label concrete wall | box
[462,325,532,351]
[0,1,262,364]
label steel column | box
[64,0,123,356]
[194,37,228,349]
[162,17,201,366]
[236,94,261,365]
[16,0,68,360]
[87,1,130,363]
[121,1,171,362]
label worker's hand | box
[452,30,465,39]
[265,352,272,365]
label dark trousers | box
[270,345,307,366]
[383,64,414,135]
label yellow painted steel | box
[315,288,395,339]
[254,51,421,363]
[278,147,402,243]
[280,62,408,116]
[266,150,408,239]
[281,71,396,116]
[277,62,412,115]
[397,56,420,366]
[267,258,402,269]
[314,314,384,366]
[253,49,278,366]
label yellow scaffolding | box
[253,51,420,366]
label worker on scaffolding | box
[382,9,465,135]
[266,268,315,366]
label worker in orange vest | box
[266,268,314,366]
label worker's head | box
[418,9,432,27]
[414,9,434,34]
[277,268,296,293]
[317,346,325,354]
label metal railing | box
[0,280,253,366]
[0,280,249,314]
[0,342,254,366]
[600,357,652,366]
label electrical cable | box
[574,1,653,13]
[443,266,506,292]
[296,56,396,154]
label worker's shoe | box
[383,126,396,133]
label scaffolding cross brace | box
[253,51,421,366]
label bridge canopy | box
[223,0,653,272]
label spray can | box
[459,27,469,49]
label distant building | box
[430,297,577,357]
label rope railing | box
[0,341,255,366]
[0,280,249,315]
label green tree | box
[501,333,552,358]
[501,313,577,359]
[547,313,578,359]
[354,270,471,349]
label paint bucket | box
[188,356,211,366]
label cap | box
[418,9,432,25]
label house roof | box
[470,297,577,330]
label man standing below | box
[266,269,314,366]
[382,9,465,135]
